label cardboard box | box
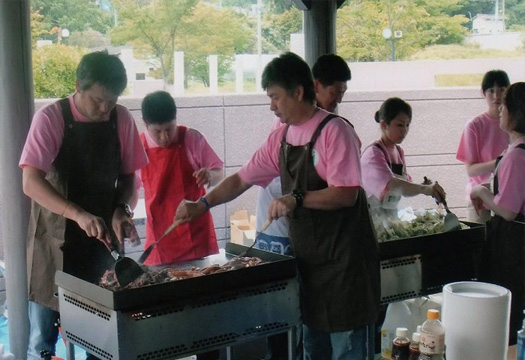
[230,210,256,246]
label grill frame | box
[56,243,300,360]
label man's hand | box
[268,194,296,219]
[193,168,211,187]
[112,206,140,247]
[64,203,113,251]
[174,199,207,224]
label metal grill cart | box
[375,221,486,356]
[378,221,485,305]
[55,243,300,360]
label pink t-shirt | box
[361,140,409,201]
[456,112,509,196]
[19,95,148,174]
[136,127,224,187]
[493,137,525,216]
[238,108,362,188]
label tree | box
[68,29,111,49]
[337,0,468,62]
[110,0,199,85]
[32,44,86,99]
[31,0,112,41]
[177,2,253,86]
[31,7,47,48]
[262,6,302,51]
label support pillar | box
[0,0,32,357]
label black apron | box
[481,143,525,345]
[27,98,121,311]
[57,98,121,283]
[279,114,380,332]
[374,142,404,176]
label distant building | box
[466,13,523,51]
[472,14,505,34]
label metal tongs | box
[138,219,181,264]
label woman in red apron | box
[138,91,223,267]
[470,82,525,344]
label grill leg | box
[65,340,75,360]
[226,346,233,360]
[287,327,297,360]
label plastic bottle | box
[381,301,412,359]
[391,327,410,360]
[418,309,445,360]
[408,332,420,360]
[518,310,525,360]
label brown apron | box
[279,114,380,332]
[27,98,120,311]
[481,143,525,344]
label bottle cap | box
[412,332,421,342]
[417,325,422,333]
[427,309,440,320]
[396,327,408,337]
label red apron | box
[140,126,218,265]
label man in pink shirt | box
[136,91,223,360]
[173,52,379,360]
[19,51,148,360]
[456,70,510,222]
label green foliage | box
[31,0,112,38]
[262,7,302,51]
[111,0,199,84]
[410,44,525,60]
[31,7,47,48]
[68,29,110,49]
[32,44,86,99]
[177,2,252,86]
[337,0,469,62]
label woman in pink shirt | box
[470,82,525,344]
[361,97,445,217]
[456,70,510,223]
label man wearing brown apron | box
[19,51,148,359]
[174,52,380,359]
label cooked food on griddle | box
[99,256,264,291]
[373,209,470,242]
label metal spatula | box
[236,219,271,258]
[138,220,180,264]
[110,249,145,288]
[442,199,461,232]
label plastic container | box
[518,310,525,360]
[418,309,445,360]
[408,332,420,360]
[391,327,410,360]
[381,301,412,359]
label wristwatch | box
[292,189,304,208]
[115,203,133,217]
[199,197,211,211]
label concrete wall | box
[31,87,492,248]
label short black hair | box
[504,82,525,134]
[141,91,177,125]
[76,51,127,96]
[312,54,351,86]
[261,52,316,104]
[481,70,510,93]
[375,97,412,124]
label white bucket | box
[442,281,511,360]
